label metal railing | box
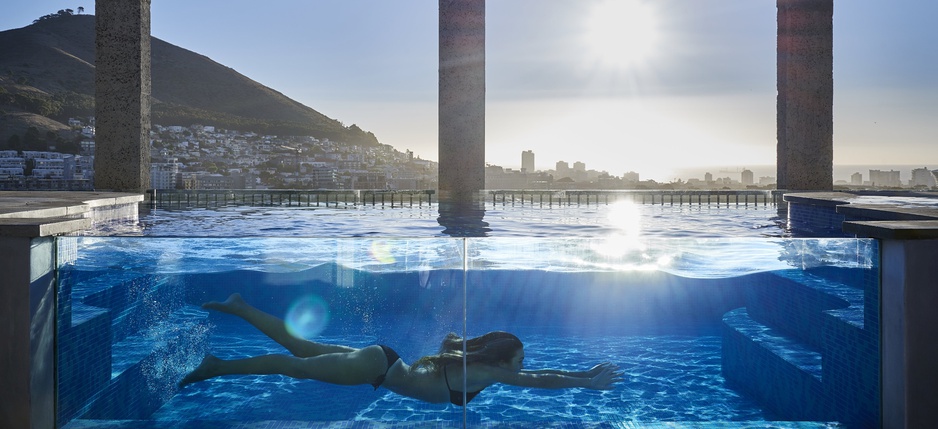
[147,189,436,209]
[146,189,782,209]
[487,189,781,207]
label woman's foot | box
[202,293,248,315]
[179,354,222,388]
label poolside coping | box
[0,191,144,237]
[784,191,938,240]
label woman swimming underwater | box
[179,293,623,405]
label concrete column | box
[880,239,938,429]
[0,237,56,429]
[439,0,485,203]
[95,0,152,192]
[776,0,833,191]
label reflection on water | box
[93,200,786,238]
[437,200,491,237]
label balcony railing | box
[146,189,781,209]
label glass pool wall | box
[55,237,880,428]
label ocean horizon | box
[671,164,937,184]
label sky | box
[3,0,938,182]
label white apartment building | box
[869,169,901,187]
[910,167,938,188]
[151,159,181,189]
[0,151,26,179]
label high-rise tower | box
[521,150,535,173]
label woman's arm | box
[487,363,622,390]
[522,362,618,379]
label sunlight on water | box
[62,236,876,280]
[112,203,787,238]
[468,237,875,279]
[591,201,647,259]
[285,294,330,339]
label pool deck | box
[0,191,144,237]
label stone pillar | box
[95,0,152,192]
[879,239,938,429]
[0,237,57,429]
[776,0,833,191]
[439,0,485,203]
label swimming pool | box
[56,236,877,428]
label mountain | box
[0,13,379,148]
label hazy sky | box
[4,0,937,181]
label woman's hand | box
[585,362,618,378]
[587,363,623,390]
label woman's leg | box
[179,345,387,387]
[203,293,353,357]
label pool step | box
[57,302,112,425]
[722,308,829,421]
[743,270,865,350]
[80,273,185,344]
[78,305,211,420]
[722,270,880,426]
[58,304,208,423]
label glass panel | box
[56,236,879,427]
[56,237,466,426]
[464,237,879,426]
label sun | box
[582,0,660,69]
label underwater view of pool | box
[56,236,878,428]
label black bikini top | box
[443,364,483,406]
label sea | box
[673,164,935,184]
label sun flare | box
[582,0,660,69]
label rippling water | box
[63,235,875,281]
[99,202,788,238]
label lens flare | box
[370,240,396,264]
[284,294,330,339]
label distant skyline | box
[3,0,937,182]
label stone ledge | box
[837,204,938,221]
[843,220,938,240]
[784,192,938,239]
[782,192,857,207]
[0,217,93,237]
[0,191,143,219]
[0,192,144,237]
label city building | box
[741,169,754,186]
[869,169,901,187]
[910,167,937,188]
[0,151,25,179]
[555,161,570,177]
[851,172,863,186]
[151,158,181,189]
[521,150,535,173]
[758,176,777,187]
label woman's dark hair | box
[414,331,523,372]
